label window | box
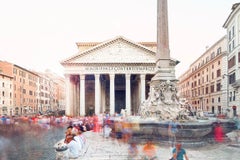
[229,30,232,40]
[232,26,235,37]
[206,87,209,94]
[211,52,215,59]
[229,72,236,84]
[206,56,209,63]
[2,91,4,97]
[233,91,236,101]
[217,69,221,77]
[230,92,232,102]
[216,83,221,92]
[2,82,4,87]
[217,47,221,55]
[238,52,240,63]
[228,56,236,69]
[211,85,214,93]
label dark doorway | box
[115,90,126,114]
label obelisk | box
[139,0,182,120]
[151,0,177,83]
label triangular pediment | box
[61,36,156,65]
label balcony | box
[232,79,240,89]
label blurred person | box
[168,119,182,148]
[93,114,100,133]
[214,122,224,143]
[114,120,123,139]
[233,115,240,143]
[142,139,157,160]
[170,142,189,160]
[122,121,132,143]
[128,141,138,159]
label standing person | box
[168,119,181,148]
[214,122,224,143]
[170,142,189,160]
[233,115,240,143]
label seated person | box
[65,135,79,159]
[142,139,157,160]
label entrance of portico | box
[68,73,154,116]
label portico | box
[61,36,156,116]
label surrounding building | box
[0,60,65,116]
[178,36,228,116]
[223,3,240,117]
[61,36,160,116]
[0,65,13,116]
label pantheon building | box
[61,36,158,116]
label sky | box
[0,0,239,78]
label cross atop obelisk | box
[151,0,177,83]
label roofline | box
[61,36,156,64]
[223,3,240,28]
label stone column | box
[76,81,80,116]
[73,78,77,116]
[64,74,72,116]
[95,74,100,115]
[109,74,115,115]
[125,74,131,115]
[140,74,146,102]
[80,74,85,116]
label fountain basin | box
[113,117,236,147]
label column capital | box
[140,74,146,80]
[125,73,131,80]
[95,74,100,79]
[80,74,85,80]
[109,74,115,80]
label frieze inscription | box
[85,66,155,72]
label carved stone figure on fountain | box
[139,79,190,120]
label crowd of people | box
[2,113,240,160]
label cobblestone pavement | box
[73,131,240,160]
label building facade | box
[178,36,228,116]
[0,60,66,116]
[61,36,157,116]
[223,3,240,117]
[0,67,13,116]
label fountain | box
[125,0,236,147]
